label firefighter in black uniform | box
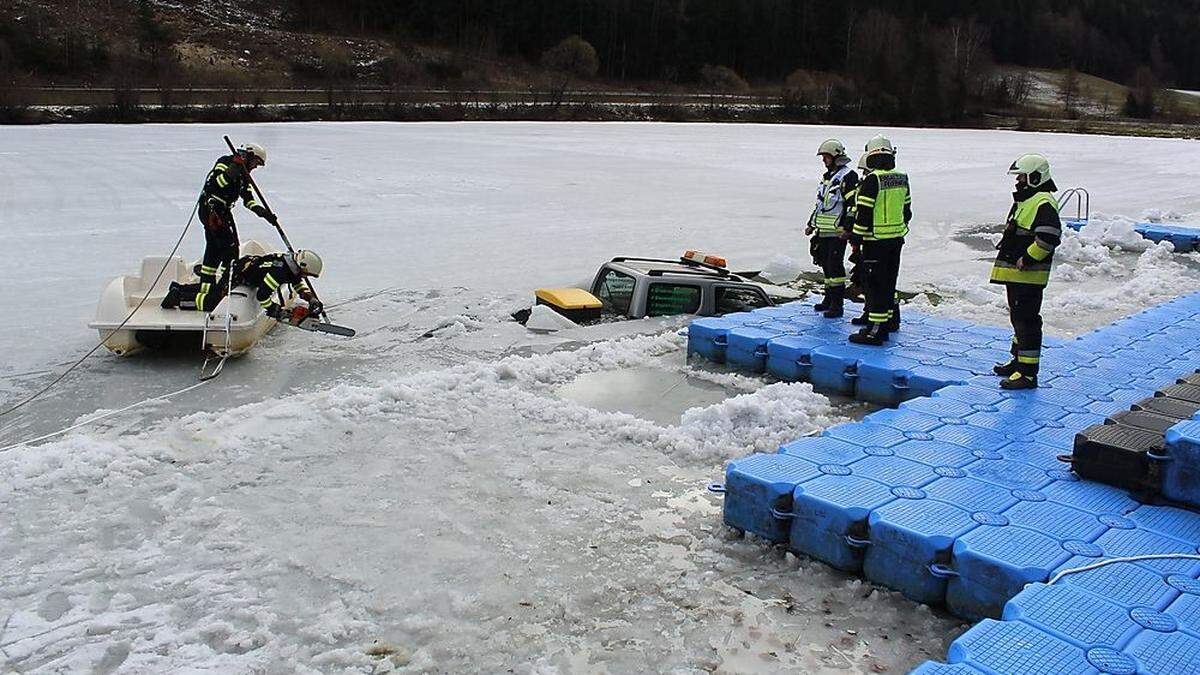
[195,142,276,311]
[991,154,1062,390]
[845,153,870,302]
[805,139,859,318]
[162,250,323,322]
[849,135,911,345]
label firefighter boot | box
[813,289,830,312]
[848,323,889,346]
[1000,372,1038,390]
[161,282,182,309]
[823,286,845,318]
[993,360,1019,377]
[884,302,901,332]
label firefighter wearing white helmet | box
[864,134,895,157]
[805,139,860,318]
[239,142,267,165]
[990,153,1062,390]
[849,134,911,345]
[193,141,277,311]
[162,249,324,321]
[293,249,322,278]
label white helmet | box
[864,134,896,157]
[1008,153,1052,188]
[817,138,847,159]
[239,142,267,165]
[294,249,322,278]
[857,153,869,172]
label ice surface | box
[1,121,1197,671]
[555,366,733,425]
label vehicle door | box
[714,285,771,315]
[645,281,703,317]
[592,266,638,318]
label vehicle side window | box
[715,286,769,314]
[594,268,636,315]
[647,283,701,317]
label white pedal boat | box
[89,240,292,357]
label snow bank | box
[1,329,842,486]
[911,215,1199,335]
[0,327,858,671]
[1075,213,1155,252]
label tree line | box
[3,0,1197,125]
[286,0,1200,121]
[287,0,1199,86]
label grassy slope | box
[1009,66,1200,119]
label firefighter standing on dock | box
[846,153,871,301]
[991,154,1062,390]
[806,139,859,318]
[195,143,276,311]
[849,135,910,345]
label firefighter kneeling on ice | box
[162,249,324,324]
[991,154,1062,390]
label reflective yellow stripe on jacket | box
[990,192,1059,286]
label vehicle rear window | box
[716,286,769,314]
[595,268,636,315]
[647,283,701,317]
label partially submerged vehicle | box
[519,251,802,329]
[89,240,293,357]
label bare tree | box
[1123,65,1159,118]
[699,64,749,93]
[0,42,28,122]
[315,43,355,111]
[540,35,599,108]
[135,0,175,71]
[1060,67,1080,114]
[541,35,599,80]
[1012,72,1033,104]
[946,17,991,96]
[783,68,817,104]
[847,9,908,95]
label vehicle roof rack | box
[646,269,746,281]
[611,256,686,266]
[610,255,732,277]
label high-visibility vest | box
[990,192,1059,286]
[812,165,852,236]
[854,169,910,240]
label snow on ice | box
[2,122,1200,672]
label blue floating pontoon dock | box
[699,292,1200,674]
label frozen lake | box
[2,121,1200,672]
